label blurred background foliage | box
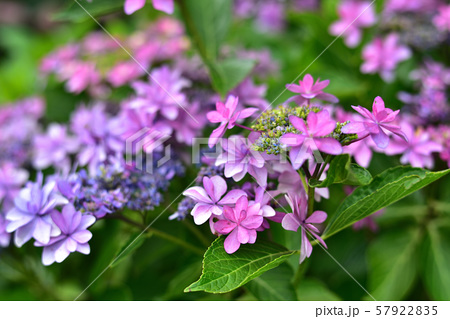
[0,0,449,301]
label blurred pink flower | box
[124,0,174,15]
[286,74,338,105]
[433,5,450,33]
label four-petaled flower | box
[214,196,263,254]
[341,96,407,149]
[280,110,343,169]
[207,95,258,147]
[286,74,338,105]
[282,193,327,264]
[182,176,247,225]
[35,204,96,266]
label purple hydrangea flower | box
[282,192,327,264]
[280,110,343,169]
[285,74,338,105]
[214,196,263,254]
[207,95,258,147]
[433,5,450,32]
[361,33,411,82]
[33,124,79,171]
[256,0,285,32]
[0,162,29,210]
[341,96,407,149]
[124,0,174,15]
[329,0,376,48]
[215,132,269,187]
[384,122,443,169]
[6,173,68,247]
[230,77,269,111]
[0,214,11,247]
[182,176,247,225]
[35,204,95,266]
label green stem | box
[317,155,332,180]
[298,169,308,194]
[307,184,315,216]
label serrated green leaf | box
[110,232,151,268]
[324,167,450,238]
[54,0,124,22]
[246,263,297,301]
[184,237,297,294]
[297,278,341,301]
[423,221,450,300]
[367,228,421,300]
[343,163,372,186]
[208,58,255,96]
[309,154,350,188]
[178,0,231,62]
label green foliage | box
[324,167,450,238]
[110,232,152,268]
[54,0,124,22]
[367,228,421,300]
[185,237,297,294]
[245,263,297,301]
[297,279,342,301]
[422,221,450,300]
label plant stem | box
[307,184,315,216]
[235,123,255,131]
[298,169,308,194]
[317,155,332,180]
[110,214,204,256]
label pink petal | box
[237,225,250,244]
[238,107,258,119]
[371,128,390,149]
[207,111,225,123]
[219,190,248,206]
[305,210,327,224]
[280,133,305,147]
[182,186,212,204]
[223,206,236,222]
[124,0,146,15]
[341,121,367,134]
[234,196,248,216]
[209,176,227,201]
[299,230,313,264]
[281,213,300,232]
[286,83,303,93]
[289,115,308,133]
[72,230,92,244]
[191,204,213,225]
[151,0,174,14]
[315,137,343,155]
[224,228,240,254]
[214,220,236,235]
[208,123,227,147]
[241,215,263,229]
[248,165,267,188]
[351,105,375,121]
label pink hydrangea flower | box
[280,110,343,169]
[361,33,411,82]
[384,122,443,169]
[341,96,407,149]
[215,132,269,187]
[285,74,338,105]
[182,176,247,225]
[207,95,258,147]
[34,204,95,266]
[124,0,174,15]
[282,193,327,264]
[214,196,263,254]
[329,0,376,48]
[433,5,450,32]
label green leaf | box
[184,237,297,294]
[342,163,372,186]
[309,154,350,188]
[367,228,421,300]
[246,263,297,301]
[110,232,151,268]
[54,0,124,22]
[208,58,256,96]
[423,221,450,300]
[178,0,231,62]
[324,167,450,238]
[297,279,341,301]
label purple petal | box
[299,230,313,264]
[214,220,236,235]
[281,213,300,232]
[71,230,92,244]
[224,229,240,254]
[305,210,327,224]
[219,190,247,206]
[371,129,390,149]
[191,204,213,225]
[182,186,212,204]
[241,215,263,229]
[209,176,227,202]
[237,226,250,244]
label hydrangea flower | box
[215,132,269,187]
[182,176,247,225]
[433,5,450,32]
[384,122,443,169]
[33,124,79,171]
[282,193,327,264]
[285,74,338,105]
[6,173,68,247]
[0,214,11,247]
[329,0,376,48]
[341,96,407,149]
[230,77,269,111]
[361,33,411,82]
[34,204,95,266]
[124,0,174,15]
[280,110,343,169]
[214,196,263,254]
[207,95,258,147]
[0,162,29,209]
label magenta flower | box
[182,176,247,225]
[214,196,263,254]
[361,33,411,82]
[280,110,343,169]
[433,5,450,32]
[6,173,68,247]
[215,132,269,187]
[124,0,174,15]
[384,122,443,169]
[282,193,327,264]
[207,95,258,147]
[341,96,407,149]
[285,74,338,105]
[329,0,376,48]
[35,204,95,266]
